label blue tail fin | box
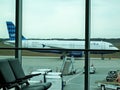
[6,21,26,40]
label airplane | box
[4,21,119,59]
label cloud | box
[0,0,120,39]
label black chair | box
[8,58,52,90]
[0,59,45,90]
[0,60,19,90]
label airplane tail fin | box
[6,21,26,40]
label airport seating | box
[0,59,19,90]
[0,59,52,90]
[0,59,45,90]
[8,58,52,89]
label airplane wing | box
[42,44,67,49]
[4,40,15,47]
[42,44,69,55]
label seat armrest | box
[16,73,41,81]
[25,73,41,79]
[15,73,41,86]
[24,73,42,80]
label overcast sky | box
[0,0,120,39]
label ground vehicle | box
[97,71,120,90]
[90,64,96,74]
[83,64,96,74]
[97,81,120,90]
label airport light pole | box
[15,0,22,64]
[84,0,91,90]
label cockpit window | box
[109,45,114,47]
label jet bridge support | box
[60,56,76,75]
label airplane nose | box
[114,47,119,50]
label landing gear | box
[101,54,104,60]
[60,55,65,60]
[101,85,106,90]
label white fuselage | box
[20,40,118,50]
[4,40,118,50]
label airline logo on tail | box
[6,21,26,40]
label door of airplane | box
[101,41,105,49]
[70,43,75,49]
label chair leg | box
[3,87,7,90]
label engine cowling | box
[60,51,83,59]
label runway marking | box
[66,72,83,84]
[67,82,82,85]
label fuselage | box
[4,40,119,57]
[5,40,118,50]
[5,21,119,58]
[21,40,118,50]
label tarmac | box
[0,56,120,90]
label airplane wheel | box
[60,56,65,60]
[101,85,106,90]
